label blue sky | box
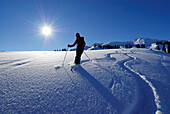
[0,0,170,51]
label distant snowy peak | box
[134,38,145,44]
[133,38,159,47]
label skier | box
[68,33,86,64]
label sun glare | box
[41,26,52,36]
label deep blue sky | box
[0,0,170,51]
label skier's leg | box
[79,49,83,63]
[74,50,80,64]
[74,49,83,64]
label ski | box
[70,67,77,72]
[69,64,80,73]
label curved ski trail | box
[124,52,162,114]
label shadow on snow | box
[76,65,124,112]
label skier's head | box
[76,33,80,38]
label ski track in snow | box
[120,50,162,114]
[0,59,23,65]
[0,59,32,67]
[12,61,30,67]
[100,51,139,114]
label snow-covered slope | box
[0,49,170,113]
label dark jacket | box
[70,37,86,50]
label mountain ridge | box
[69,38,169,51]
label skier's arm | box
[69,39,77,47]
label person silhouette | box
[68,33,86,64]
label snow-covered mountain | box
[86,38,168,50]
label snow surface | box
[0,49,170,114]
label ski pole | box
[84,51,92,62]
[62,47,69,66]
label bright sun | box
[41,26,52,36]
